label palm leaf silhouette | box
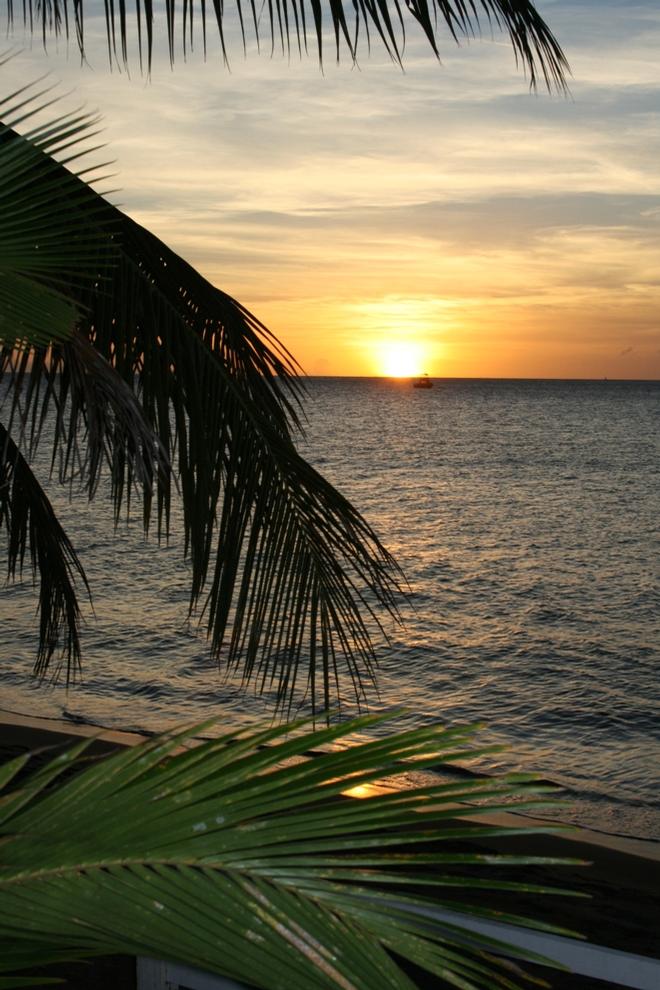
[0,422,88,679]
[2,0,569,90]
[0,59,116,348]
[1,76,402,712]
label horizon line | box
[298,374,660,383]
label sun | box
[378,341,426,378]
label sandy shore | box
[1,708,658,987]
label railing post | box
[136,957,173,990]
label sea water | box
[1,377,659,840]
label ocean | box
[1,377,659,840]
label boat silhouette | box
[412,374,433,389]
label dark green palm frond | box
[3,187,402,712]
[2,0,569,89]
[0,334,168,516]
[0,717,584,989]
[1,98,402,711]
[0,69,117,349]
[90,213,401,712]
[0,80,167,677]
[0,422,89,681]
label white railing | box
[137,904,660,990]
[137,958,249,990]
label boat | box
[412,374,433,389]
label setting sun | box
[379,341,426,378]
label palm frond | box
[0,82,168,677]
[0,70,117,348]
[1,334,168,511]
[0,717,583,989]
[0,421,88,681]
[1,81,403,712]
[1,0,569,90]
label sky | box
[4,0,660,378]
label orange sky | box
[6,3,660,379]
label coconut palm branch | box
[0,716,584,989]
[2,0,569,90]
[0,62,117,349]
[0,422,88,680]
[0,79,403,712]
